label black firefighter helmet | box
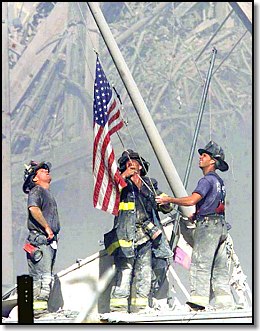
[198,141,229,172]
[22,161,52,194]
[118,149,150,176]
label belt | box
[29,230,58,241]
[196,214,224,222]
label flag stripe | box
[93,130,112,206]
[102,152,115,210]
[108,99,116,114]
[108,110,121,127]
[92,57,125,215]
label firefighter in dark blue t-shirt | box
[155,141,234,311]
[23,161,60,317]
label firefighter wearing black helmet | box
[104,149,173,313]
[156,141,234,311]
[22,160,60,318]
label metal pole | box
[87,2,195,217]
[2,2,14,291]
[168,48,217,250]
[228,2,252,34]
[183,47,217,188]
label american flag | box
[93,57,126,215]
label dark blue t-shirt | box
[27,185,60,234]
[192,172,226,217]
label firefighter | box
[104,149,173,313]
[22,161,60,318]
[156,141,234,311]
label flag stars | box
[93,60,116,127]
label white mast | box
[87,2,195,217]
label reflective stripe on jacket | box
[104,177,173,259]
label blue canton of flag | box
[93,60,112,127]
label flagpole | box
[87,2,195,218]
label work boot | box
[110,306,128,313]
[186,301,205,312]
[214,303,234,311]
[33,299,49,319]
[136,306,155,315]
[34,309,50,319]
[152,298,172,311]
